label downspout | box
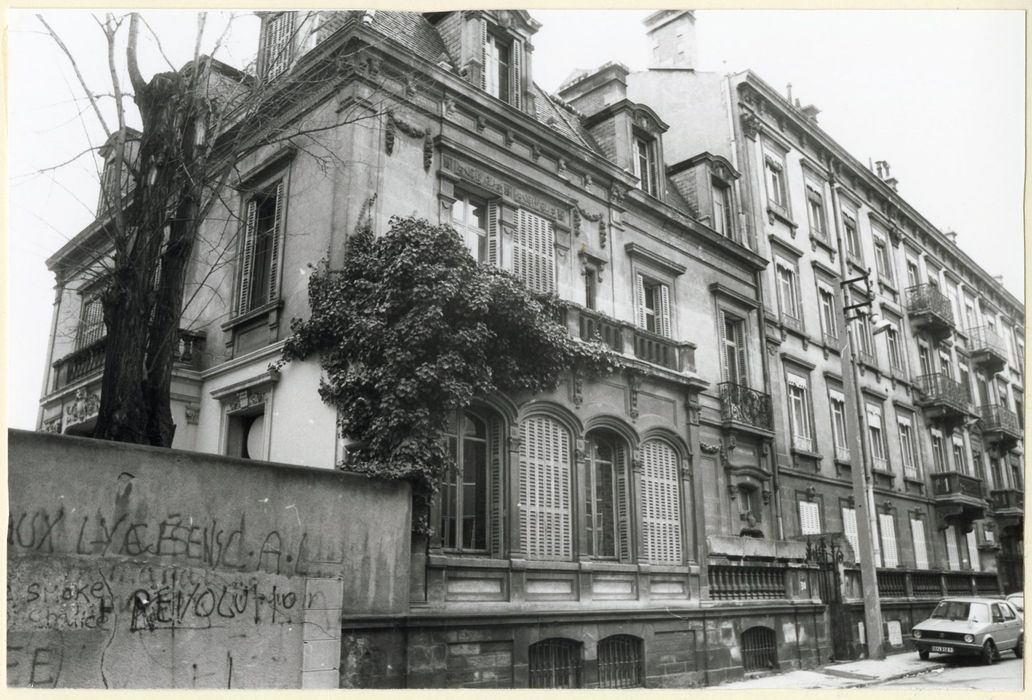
[727,74,783,539]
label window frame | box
[873,232,894,285]
[930,428,947,473]
[798,498,822,536]
[711,178,735,239]
[774,256,803,330]
[804,179,828,239]
[898,415,919,479]
[440,411,492,553]
[719,309,749,388]
[635,272,673,338]
[583,432,630,561]
[817,283,839,341]
[236,178,286,317]
[786,371,814,452]
[829,388,850,463]
[842,209,862,262]
[866,402,889,472]
[763,146,789,211]
[450,190,490,264]
[632,132,658,196]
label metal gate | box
[805,535,854,660]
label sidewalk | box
[717,652,948,689]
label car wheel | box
[1015,635,1023,659]
[981,640,998,665]
[918,649,930,661]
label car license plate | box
[930,645,953,653]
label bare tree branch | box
[36,14,113,136]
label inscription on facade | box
[442,155,567,223]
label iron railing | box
[528,639,582,689]
[980,404,1021,435]
[741,627,778,672]
[707,565,787,600]
[52,329,205,392]
[915,372,970,410]
[911,572,942,598]
[877,570,907,598]
[931,471,985,500]
[967,325,1008,361]
[845,568,1001,599]
[944,572,973,595]
[718,382,774,432]
[906,283,954,324]
[990,489,1024,511]
[597,635,644,689]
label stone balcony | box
[931,470,987,530]
[990,489,1024,532]
[570,306,699,378]
[967,325,1009,374]
[906,283,954,341]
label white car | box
[1007,592,1024,614]
[912,597,1024,664]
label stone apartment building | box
[36,10,1020,688]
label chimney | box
[994,275,1005,285]
[643,10,697,70]
[874,160,899,191]
[557,62,629,116]
[944,230,958,244]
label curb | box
[839,661,950,688]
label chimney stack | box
[643,11,698,70]
[944,230,958,244]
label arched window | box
[528,638,582,688]
[520,415,572,560]
[441,411,503,552]
[584,432,631,560]
[640,439,683,564]
[741,626,778,671]
[597,635,644,688]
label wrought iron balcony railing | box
[980,404,1021,436]
[990,488,1024,512]
[52,329,204,392]
[967,325,1008,358]
[906,284,954,324]
[718,382,774,432]
[931,471,985,500]
[915,373,970,411]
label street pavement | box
[718,650,1024,690]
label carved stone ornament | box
[42,415,62,434]
[572,367,584,407]
[423,134,434,172]
[575,439,586,461]
[626,371,640,419]
[557,157,568,177]
[475,114,487,133]
[185,403,201,425]
[631,456,643,473]
[686,396,701,426]
[699,442,720,454]
[806,485,818,502]
[728,483,739,500]
[610,184,626,205]
[228,389,269,413]
[740,112,760,140]
[531,143,541,161]
[505,129,515,147]
[508,425,522,452]
[65,388,101,426]
[762,487,772,505]
[584,174,593,190]
[599,220,608,249]
[443,96,456,117]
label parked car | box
[912,597,1023,664]
[1007,592,1024,614]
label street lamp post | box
[830,177,885,660]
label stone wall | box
[7,430,411,688]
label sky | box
[5,9,1026,430]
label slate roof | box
[364,11,455,68]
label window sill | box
[878,275,897,294]
[791,447,823,461]
[872,467,897,481]
[766,204,798,230]
[903,475,925,487]
[847,255,865,273]
[810,232,835,255]
[221,299,284,333]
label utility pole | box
[829,176,885,659]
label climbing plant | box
[282,215,621,506]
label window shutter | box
[799,501,820,535]
[879,514,898,567]
[510,38,523,109]
[489,416,505,557]
[479,18,488,90]
[636,274,647,329]
[640,440,682,564]
[514,209,555,294]
[237,198,258,314]
[486,201,500,267]
[945,525,961,570]
[911,519,929,569]
[267,181,285,303]
[842,507,859,558]
[614,446,631,561]
[718,311,729,383]
[966,530,979,571]
[658,283,671,338]
[519,416,571,560]
[735,326,748,387]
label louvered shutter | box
[510,38,522,109]
[479,18,488,90]
[636,274,647,329]
[842,507,859,559]
[718,311,730,382]
[486,201,500,267]
[614,446,631,562]
[237,198,258,314]
[945,525,961,570]
[514,209,555,294]
[267,181,285,303]
[519,416,571,560]
[879,514,898,567]
[640,440,682,564]
[734,322,748,387]
[911,519,929,569]
[489,416,504,557]
[799,501,820,535]
[966,530,980,571]
[658,283,671,338]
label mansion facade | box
[38,10,1022,688]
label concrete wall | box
[7,429,411,689]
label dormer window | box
[261,12,296,80]
[633,134,658,196]
[712,179,734,238]
[484,33,511,100]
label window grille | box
[76,294,105,349]
[519,416,571,560]
[741,626,778,672]
[640,440,683,563]
[597,635,644,689]
[528,638,581,688]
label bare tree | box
[38,11,396,446]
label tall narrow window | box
[818,286,838,340]
[886,324,905,372]
[944,525,961,570]
[484,33,511,100]
[763,150,787,209]
[874,237,894,283]
[910,518,929,569]
[906,258,920,288]
[451,192,489,263]
[966,530,980,571]
[805,181,826,238]
[640,440,683,564]
[720,312,748,387]
[798,500,821,535]
[842,506,859,557]
[843,212,862,260]
[918,342,933,376]
[898,417,918,479]
[76,293,105,349]
[787,375,813,452]
[237,181,284,315]
[712,180,734,238]
[776,259,801,326]
[440,412,489,552]
[867,404,889,472]
[520,416,571,560]
[938,349,953,378]
[584,433,629,560]
[951,435,967,474]
[855,315,875,360]
[633,135,657,196]
[930,429,947,472]
[261,12,296,80]
[829,389,850,462]
[878,513,899,567]
[636,275,671,337]
[513,209,555,294]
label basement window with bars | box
[597,635,644,689]
[639,439,683,564]
[528,638,582,688]
[741,626,778,672]
[236,181,285,316]
[519,415,572,561]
